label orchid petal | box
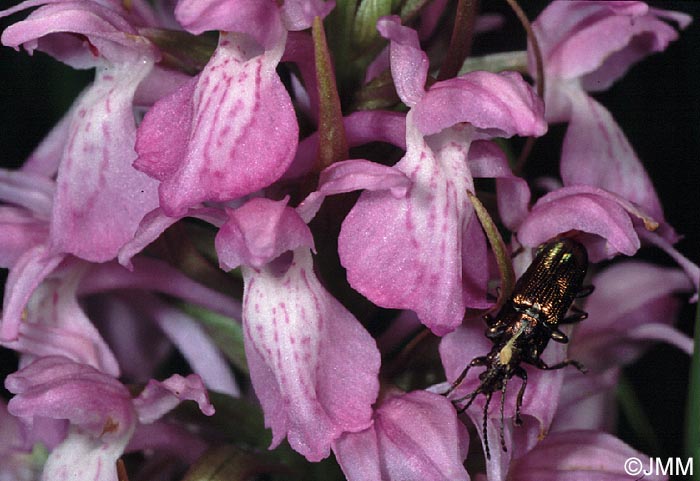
[334,391,470,481]
[339,118,479,335]
[175,0,284,49]
[79,258,242,319]
[414,71,547,138]
[510,430,666,481]
[216,197,314,270]
[286,110,406,180]
[553,368,619,433]
[297,159,411,223]
[242,248,380,461]
[6,262,120,376]
[533,1,689,89]
[50,60,160,262]
[22,94,81,177]
[281,0,335,31]
[0,244,65,341]
[376,16,428,108]
[0,207,48,268]
[134,374,215,424]
[41,428,130,481]
[561,91,665,222]
[517,187,641,261]
[117,206,227,268]
[0,169,55,218]
[461,211,491,309]
[134,293,239,396]
[95,296,171,383]
[467,140,531,230]
[638,229,700,300]
[0,1,151,67]
[133,76,196,182]
[571,261,693,368]
[6,356,134,439]
[136,31,298,216]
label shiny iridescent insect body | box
[445,238,593,459]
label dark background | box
[1,0,698,465]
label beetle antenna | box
[483,391,493,460]
[500,378,509,454]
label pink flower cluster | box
[0,1,696,480]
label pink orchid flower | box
[338,16,546,335]
[6,356,214,481]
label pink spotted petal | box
[216,197,314,270]
[468,140,531,230]
[134,373,215,423]
[242,249,380,461]
[509,430,665,481]
[0,245,65,341]
[517,186,642,261]
[376,16,428,108]
[136,31,298,216]
[297,159,411,223]
[333,390,470,481]
[339,119,480,335]
[175,0,284,49]
[50,60,160,262]
[561,91,665,222]
[414,71,547,138]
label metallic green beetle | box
[445,238,593,459]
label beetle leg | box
[483,391,494,460]
[454,386,481,414]
[532,357,587,373]
[499,376,509,454]
[443,356,487,397]
[514,366,527,426]
[549,328,569,343]
[561,304,588,324]
[575,285,595,298]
